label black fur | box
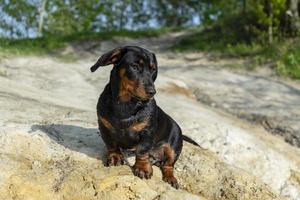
[91,46,199,188]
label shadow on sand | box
[30,124,106,162]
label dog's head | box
[91,46,157,102]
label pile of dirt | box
[0,35,300,199]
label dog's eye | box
[150,66,156,73]
[130,64,139,71]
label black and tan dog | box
[90,46,199,188]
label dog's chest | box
[99,97,153,148]
[109,124,144,149]
[109,115,149,149]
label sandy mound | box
[0,38,300,199]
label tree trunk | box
[284,0,300,36]
[242,0,246,14]
[268,2,273,44]
[38,0,47,37]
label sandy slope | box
[0,35,300,200]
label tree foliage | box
[0,0,299,42]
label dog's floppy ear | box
[151,53,158,81]
[90,47,125,72]
[151,53,157,67]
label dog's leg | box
[99,118,125,166]
[132,131,153,179]
[106,147,125,166]
[161,144,179,189]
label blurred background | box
[1,1,300,200]
[1,0,300,78]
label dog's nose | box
[146,88,156,96]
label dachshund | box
[90,46,200,188]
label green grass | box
[173,29,264,56]
[0,28,172,56]
[1,27,300,79]
[275,42,300,79]
[173,29,300,79]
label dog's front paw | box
[106,151,125,166]
[132,162,153,179]
[163,175,179,189]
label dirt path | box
[0,34,300,200]
[159,53,300,147]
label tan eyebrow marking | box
[150,63,155,69]
[139,59,144,64]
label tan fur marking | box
[161,144,178,187]
[133,154,153,178]
[162,166,174,177]
[110,49,121,59]
[129,121,148,132]
[136,154,149,161]
[134,154,151,169]
[150,63,155,69]
[107,148,124,165]
[107,148,122,157]
[139,59,144,64]
[100,117,113,130]
[111,57,118,63]
[119,68,126,78]
[163,144,175,165]
[119,68,134,102]
[134,84,148,99]
[119,67,149,102]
